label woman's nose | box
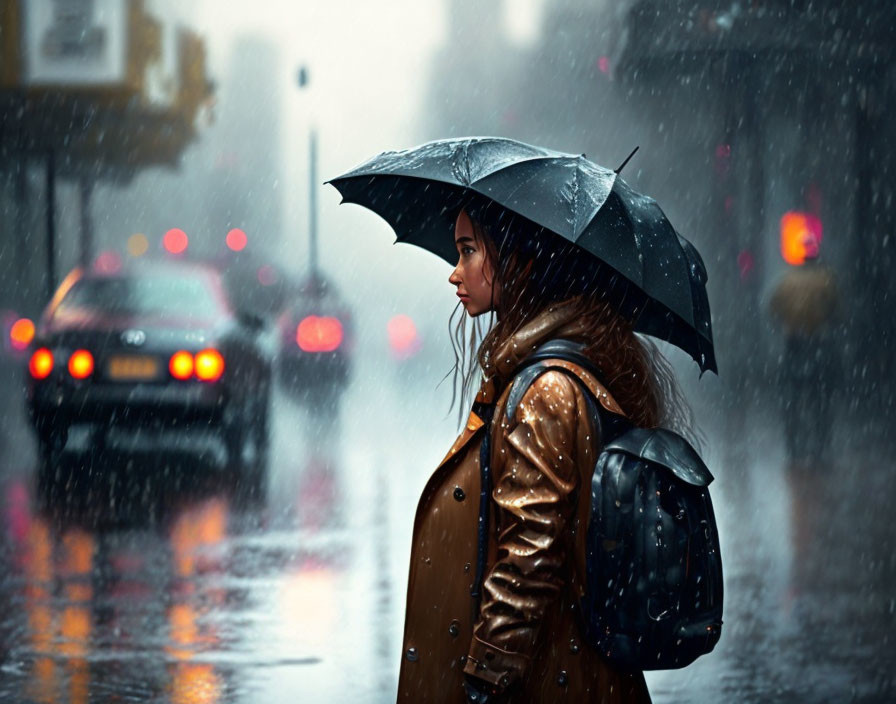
[448,267,461,285]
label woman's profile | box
[396,197,698,703]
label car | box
[24,260,275,490]
[275,271,354,409]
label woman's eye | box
[461,246,474,255]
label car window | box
[57,275,222,318]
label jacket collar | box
[474,298,591,404]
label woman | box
[397,197,696,703]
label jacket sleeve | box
[463,370,582,691]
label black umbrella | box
[327,137,716,374]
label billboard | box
[22,0,127,86]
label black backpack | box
[472,339,723,671]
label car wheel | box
[225,391,269,500]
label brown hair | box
[446,196,699,445]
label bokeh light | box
[128,233,149,257]
[387,314,421,359]
[226,228,248,252]
[164,228,189,255]
[780,212,823,265]
[9,318,35,351]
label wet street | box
[0,363,893,703]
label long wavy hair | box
[446,195,700,447]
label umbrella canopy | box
[328,137,716,374]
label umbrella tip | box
[614,146,639,175]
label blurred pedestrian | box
[768,243,840,465]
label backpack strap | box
[505,339,627,423]
[469,340,625,610]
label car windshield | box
[57,274,222,318]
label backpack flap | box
[603,427,713,487]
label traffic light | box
[780,211,822,265]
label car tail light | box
[29,348,54,379]
[169,351,194,380]
[68,349,94,379]
[296,316,343,352]
[194,348,225,382]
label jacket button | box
[569,638,580,654]
[557,670,568,687]
[499,675,511,688]
[453,486,465,501]
[459,655,467,665]
[448,620,460,637]
[405,647,418,662]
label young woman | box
[396,197,696,703]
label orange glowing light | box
[128,233,149,257]
[194,348,225,382]
[164,228,189,255]
[780,211,823,265]
[296,316,343,352]
[225,228,247,252]
[9,318,35,350]
[68,350,94,379]
[29,348,54,379]
[169,351,194,380]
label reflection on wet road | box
[0,384,398,704]
[0,380,893,702]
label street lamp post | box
[298,66,320,286]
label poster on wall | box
[22,0,127,86]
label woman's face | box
[448,209,498,317]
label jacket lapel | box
[435,409,485,469]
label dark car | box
[25,260,275,488]
[276,272,354,407]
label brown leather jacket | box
[397,300,651,703]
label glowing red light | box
[297,316,343,352]
[257,265,277,286]
[9,318,35,351]
[780,211,823,265]
[68,349,94,379]
[163,228,189,255]
[29,348,53,379]
[597,56,611,75]
[93,250,122,273]
[226,228,248,252]
[194,348,225,382]
[387,314,421,359]
[169,351,194,380]
[737,250,755,281]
